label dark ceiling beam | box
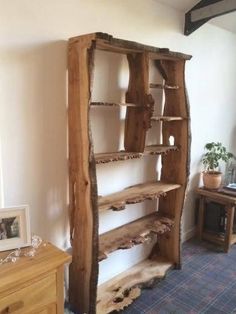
[185,0,236,35]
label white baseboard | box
[182,227,196,243]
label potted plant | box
[202,142,234,189]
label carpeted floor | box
[123,239,236,314]
[66,239,236,313]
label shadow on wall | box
[0,41,69,248]
[182,171,201,240]
[230,125,236,154]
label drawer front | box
[35,303,57,314]
[0,274,56,314]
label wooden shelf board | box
[95,151,142,164]
[99,213,174,261]
[97,257,173,313]
[149,83,179,90]
[90,102,137,107]
[95,145,178,164]
[144,145,178,155]
[83,33,192,60]
[151,116,184,122]
[98,181,181,211]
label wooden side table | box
[196,187,236,253]
[0,243,71,314]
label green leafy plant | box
[202,142,234,172]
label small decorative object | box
[0,205,31,251]
[0,235,44,265]
[202,142,234,189]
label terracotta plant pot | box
[202,171,222,189]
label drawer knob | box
[1,301,24,313]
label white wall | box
[0,0,236,284]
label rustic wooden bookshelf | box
[68,32,191,314]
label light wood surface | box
[70,33,191,60]
[98,181,181,211]
[68,34,99,314]
[99,213,174,261]
[0,243,71,314]
[151,116,184,122]
[95,145,178,164]
[97,257,172,313]
[124,52,153,152]
[157,59,191,267]
[149,83,179,90]
[90,102,138,107]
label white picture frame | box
[0,205,31,252]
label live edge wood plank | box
[149,83,179,90]
[97,257,173,313]
[95,145,178,164]
[90,102,138,107]
[99,213,174,261]
[98,181,181,211]
[69,32,191,60]
[151,116,184,122]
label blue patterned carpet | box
[123,239,236,314]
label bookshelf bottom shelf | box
[97,257,173,314]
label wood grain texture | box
[0,274,56,314]
[196,188,236,253]
[99,213,174,261]
[95,145,178,164]
[68,33,191,313]
[56,265,64,314]
[70,33,191,60]
[90,102,138,107]
[68,34,99,314]
[149,83,179,90]
[157,60,191,268]
[196,187,236,205]
[0,243,71,296]
[97,257,172,313]
[224,205,235,252]
[0,243,70,314]
[151,116,184,122]
[198,197,205,240]
[36,304,57,314]
[124,52,154,152]
[98,181,181,211]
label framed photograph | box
[0,205,31,251]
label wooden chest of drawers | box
[0,243,71,314]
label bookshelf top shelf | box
[69,32,192,60]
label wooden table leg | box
[224,205,235,253]
[198,196,205,240]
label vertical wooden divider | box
[68,35,98,314]
[158,60,191,267]
[124,52,154,152]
